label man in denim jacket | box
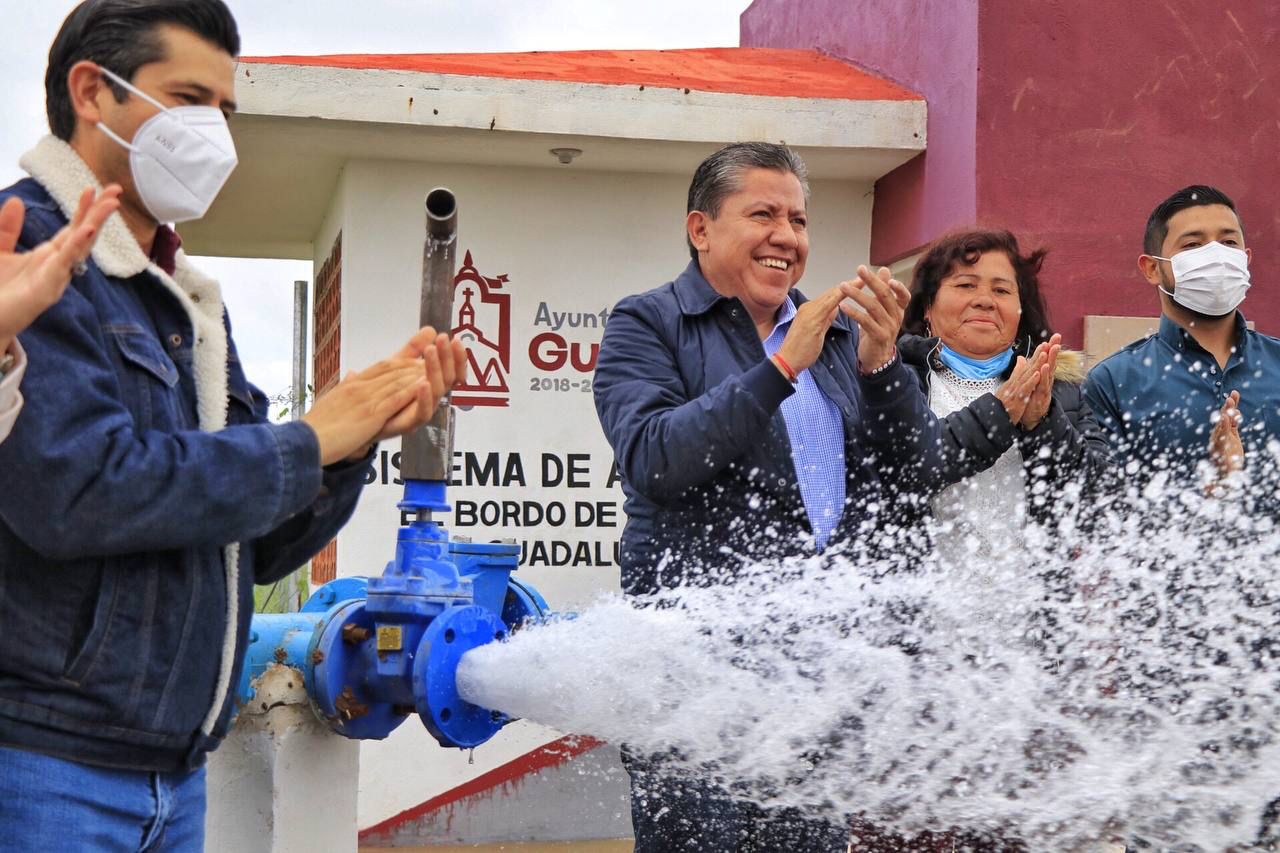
[0,2,466,849]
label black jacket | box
[897,334,1114,525]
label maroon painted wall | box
[974,1,1280,344]
[742,0,1280,346]
[741,0,980,266]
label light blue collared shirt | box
[762,298,846,548]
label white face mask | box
[95,67,237,224]
[1151,240,1251,317]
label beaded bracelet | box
[859,348,897,377]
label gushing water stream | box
[458,481,1280,851]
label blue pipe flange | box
[309,598,409,739]
[413,605,509,748]
[502,576,551,631]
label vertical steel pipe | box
[400,188,458,484]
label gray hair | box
[686,142,811,260]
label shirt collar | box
[150,225,182,277]
[768,296,798,337]
[1157,311,1251,358]
[672,260,727,316]
[671,260,801,321]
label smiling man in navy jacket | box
[0,2,466,849]
[594,142,941,852]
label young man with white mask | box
[1085,185,1279,489]
[0,2,466,849]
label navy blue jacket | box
[593,262,942,596]
[0,142,366,771]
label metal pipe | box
[291,279,309,421]
[401,188,458,484]
[287,279,310,610]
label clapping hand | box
[775,286,846,375]
[1208,390,1244,481]
[302,326,469,466]
[375,328,468,440]
[0,185,122,354]
[1018,334,1062,430]
[838,265,910,373]
[995,349,1047,424]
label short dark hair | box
[46,0,241,141]
[903,229,1052,350]
[1143,185,1240,256]
[685,142,810,261]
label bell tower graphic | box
[451,250,511,407]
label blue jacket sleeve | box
[921,390,1019,492]
[252,452,370,585]
[854,354,946,490]
[593,296,795,504]
[0,282,331,561]
[230,372,370,585]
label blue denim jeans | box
[0,746,206,852]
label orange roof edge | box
[240,47,922,102]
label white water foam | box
[458,479,1280,851]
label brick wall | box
[311,232,342,585]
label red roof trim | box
[357,734,607,841]
[241,48,921,102]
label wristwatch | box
[0,352,14,379]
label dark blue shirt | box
[1083,313,1280,484]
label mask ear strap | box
[98,65,168,114]
[96,120,139,153]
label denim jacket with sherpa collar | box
[0,136,368,772]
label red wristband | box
[772,352,798,383]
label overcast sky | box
[0,0,749,402]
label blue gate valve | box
[236,487,550,749]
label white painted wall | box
[322,157,874,829]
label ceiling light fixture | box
[549,147,583,165]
